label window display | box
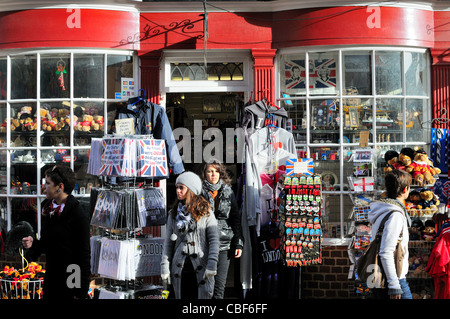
[0,50,135,235]
[278,48,431,241]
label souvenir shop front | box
[1,0,450,300]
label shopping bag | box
[356,212,404,289]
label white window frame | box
[275,46,431,245]
[162,50,252,95]
[0,48,138,235]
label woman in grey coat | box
[161,171,220,299]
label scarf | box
[175,203,191,233]
[203,179,223,192]
[42,200,65,217]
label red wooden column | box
[252,48,277,103]
[140,52,162,105]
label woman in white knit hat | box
[160,171,220,299]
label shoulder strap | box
[376,211,404,239]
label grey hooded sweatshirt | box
[368,198,410,295]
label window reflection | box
[74,54,104,98]
[11,55,37,99]
[41,55,70,99]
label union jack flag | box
[137,139,168,178]
[286,158,314,176]
[99,138,135,177]
[284,58,336,92]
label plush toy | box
[384,150,406,172]
[398,147,415,168]
[407,151,439,185]
[409,219,424,240]
[81,114,94,132]
[417,189,440,214]
[422,220,436,241]
[405,190,421,216]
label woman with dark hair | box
[200,160,244,299]
[22,165,91,299]
[368,169,412,299]
[161,171,220,299]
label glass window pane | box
[40,54,70,98]
[74,150,101,194]
[308,52,338,95]
[376,98,401,142]
[106,102,126,134]
[406,99,429,142]
[375,51,402,95]
[40,102,71,147]
[345,98,373,144]
[310,99,339,143]
[74,101,104,145]
[107,55,134,99]
[405,52,427,96]
[11,151,37,195]
[344,51,372,95]
[0,59,6,100]
[11,55,37,99]
[10,103,37,147]
[74,54,104,98]
[280,53,306,95]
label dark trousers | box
[214,250,231,299]
[180,258,198,299]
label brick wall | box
[301,245,359,299]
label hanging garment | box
[241,100,288,134]
[117,100,184,175]
[426,226,450,299]
[245,126,296,226]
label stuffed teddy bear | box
[422,220,436,241]
[384,150,406,172]
[417,189,440,214]
[81,114,93,132]
[405,190,421,216]
[398,147,415,168]
[407,151,439,185]
[409,219,424,240]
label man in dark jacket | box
[22,165,91,299]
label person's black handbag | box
[356,212,404,289]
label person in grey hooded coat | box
[161,172,220,299]
[368,169,412,299]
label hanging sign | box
[137,139,168,178]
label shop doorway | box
[165,91,245,298]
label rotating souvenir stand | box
[88,134,168,299]
[346,148,376,297]
[279,174,323,267]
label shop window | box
[107,55,134,99]
[74,54,104,99]
[11,55,37,100]
[343,51,372,95]
[277,48,430,242]
[0,50,135,235]
[375,51,402,95]
[405,52,427,96]
[40,54,70,99]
